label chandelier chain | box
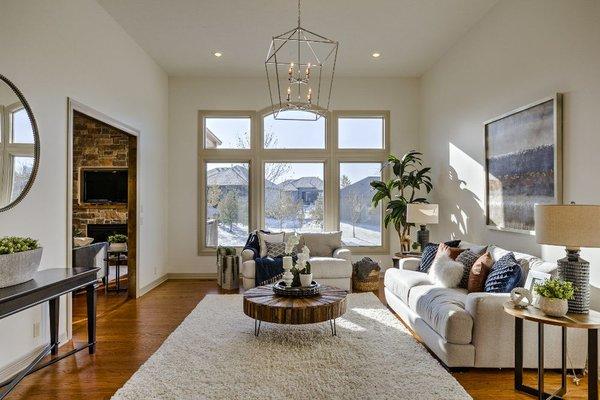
[297,0,301,27]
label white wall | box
[168,77,420,273]
[0,0,168,372]
[419,0,600,297]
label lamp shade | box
[406,203,439,225]
[534,204,600,248]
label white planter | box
[0,247,43,288]
[299,273,313,287]
[109,242,127,252]
[539,296,569,317]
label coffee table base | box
[253,318,338,337]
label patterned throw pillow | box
[265,242,285,258]
[484,252,522,293]
[456,250,480,288]
[264,242,297,258]
[418,240,462,273]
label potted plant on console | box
[370,150,433,254]
[534,278,574,317]
[0,236,42,288]
[108,234,128,252]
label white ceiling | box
[97,0,498,78]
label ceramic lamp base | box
[558,250,590,314]
[417,225,429,252]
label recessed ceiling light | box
[372,52,381,58]
[213,52,222,58]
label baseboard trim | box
[138,274,169,297]
[0,332,68,383]
[166,273,217,280]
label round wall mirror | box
[0,74,40,212]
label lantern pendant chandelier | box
[265,0,339,121]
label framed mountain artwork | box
[484,94,563,234]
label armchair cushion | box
[332,248,351,262]
[300,231,342,257]
[309,257,352,279]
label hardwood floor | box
[7,279,591,399]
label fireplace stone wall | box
[73,111,129,236]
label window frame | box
[197,108,390,255]
[0,102,35,205]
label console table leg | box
[86,284,97,354]
[49,298,60,355]
[589,329,598,400]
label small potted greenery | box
[534,278,575,317]
[0,237,42,288]
[108,234,128,252]
[299,261,313,287]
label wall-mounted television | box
[81,168,128,204]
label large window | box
[339,163,382,246]
[204,162,250,247]
[264,162,324,232]
[198,109,389,254]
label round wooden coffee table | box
[243,285,347,336]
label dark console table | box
[0,267,99,399]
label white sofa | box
[241,233,352,291]
[384,242,587,369]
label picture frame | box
[524,270,551,308]
[484,94,563,234]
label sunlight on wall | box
[447,143,486,236]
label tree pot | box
[299,273,313,287]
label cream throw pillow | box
[299,231,342,257]
[258,231,285,258]
[428,252,465,288]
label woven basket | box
[352,269,380,292]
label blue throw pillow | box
[484,252,522,293]
[418,240,462,273]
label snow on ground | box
[340,222,381,247]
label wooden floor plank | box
[5,279,590,399]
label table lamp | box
[535,204,600,314]
[407,203,439,252]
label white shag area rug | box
[112,293,471,400]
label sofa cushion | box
[427,252,464,288]
[384,268,431,303]
[458,241,488,255]
[467,252,494,293]
[484,252,522,293]
[258,231,285,257]
[418,240,462,273]
[456,250,480,288]
[408,285,473,345]
[309,257,351,279]
[300,232,342,257]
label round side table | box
[504,303,600,400]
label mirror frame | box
[0,74,40,212]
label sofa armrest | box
[398,257,421,271]
[332,248,351,262]
[241,248,257,262]
[465,292,511,318]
